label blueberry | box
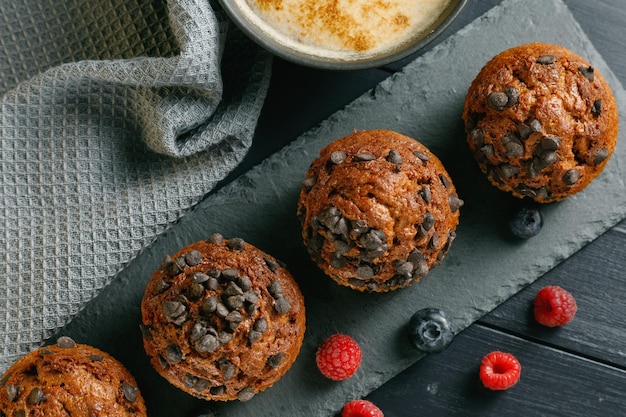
[508,205,543,238]
[408,308,455,353]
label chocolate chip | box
[505,86,519,106]
[89,354,104,362]
[238,276,252,291]
[421,212,435,232]
[317,207,342,230]
[428,232,439,249]
[330,150,347,164]
[26,387,46,405]
[6,385,19,402]
[594,148,609,165]
[487,91,509,111]
[243,290,259,305]
[162,300,187,325]
[56,336,76,349]
[592,99,602,116]
[253,318,268,333]
[419,186,432,203]
[121,383,138,402]
[225,295,245,310]
[579,66,595,82]
[219,359,236,380]
[537,54,555,65]
[527,158,544,177]
[201,297,218,315]
[218,331,233,344]
[518,123,533,139]
[195,334,220,353]
[187,282,205,301]
[185,250,202,266]
[274,297,291,314]
[302,176,317,190]
[530,118,542,132]
[267,353,285,368]
[360,229,386,250]
[504,139,524,157]
[394,261,413,278]
[226,238,245,251]
[215,302,229,318]
[248,330,263,344]
[221,268,239,281]
[224,282,243,296]
[225,311,243,326]
[470,128,485,148]
[439,174,451,189]
[238,387,255,402]
[267,280,284,298]
[264,257,280,272]
[210,386,226,396]
[476,144,494,162]
[386,149,403,164]
[497,164,519,180]
[152,279,170,295]
[540,151,558,166]
[540,135,561,151]
[183,374,210,392]
[359,245,387,262]
[330,253,347,269]
[357,265,374,279]
[563,169,581,185]
[191,322,210,342]
[174,256,187,272]
[164,345,183,364]
[448,195,464,212]
[207,233,223,244]
[331,240,349,256]
[413,151,430,162]
[355,152,376,162]
[192,272,209,284]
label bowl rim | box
[218,0,468,70]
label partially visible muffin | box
[0,336,147,417]
[463,42,619,203]
[140,234,306,402]
[297,129,463,292]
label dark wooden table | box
[223,0,626,415]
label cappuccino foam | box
[236,0,452,59]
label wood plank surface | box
[481,220,626,369]
[365,324,626,416]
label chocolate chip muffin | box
[140,234,306,402]
[0,336,147,417]
[463,42,619,203]
[297,129,463,292]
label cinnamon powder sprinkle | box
[246,0,441,53]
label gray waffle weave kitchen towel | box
[0,0,272,372]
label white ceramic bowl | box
[219,0,467,70]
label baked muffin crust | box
[297,129,462,292]
[140,234,306,402]
[0,337,147,417]
[463,42,619,202]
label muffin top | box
[297,129,462,292]
[140,234,306,402]
[463,42,618,202]
[0,337,147,417]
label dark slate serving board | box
[58,0,626,415]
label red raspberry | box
[479,351,521,390]
[316,334,362,381]
[533,285,577,327]
[341,400,384,417]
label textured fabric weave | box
[0,0,272,372]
